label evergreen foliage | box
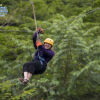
[0,0,100,100]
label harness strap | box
[38,51,45,68]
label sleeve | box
[38,46,55,58]
[45,50,55,58]
[32,32,38,49]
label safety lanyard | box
[38,50,45,68]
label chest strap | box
[38,52,45,68]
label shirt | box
[32,32,55,63]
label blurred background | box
[0,0,100,100]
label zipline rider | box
[19,28,55,84]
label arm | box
[32,32,38,49]
[32,28,44,49]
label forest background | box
[0,0,100,100]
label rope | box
[0,29,34,33]
[32,0,37,31]
[32,0,40,40]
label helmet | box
[44,38,54,46]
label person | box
[19,28,55,84]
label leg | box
[23,62,32,80]
[27,72,32,80]
[19,71,29,84]
[24,71,28,80]
[21,72,30,84]
[20,61,40,84]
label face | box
[44,43,52,49]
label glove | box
[36,28,44,34]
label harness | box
[38,51,45,69]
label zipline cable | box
[0,29,34,33]
[45,7,100,31]
[0,7,100,33]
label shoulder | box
[48,49,55,56]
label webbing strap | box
[38,51,45,68]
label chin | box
[45,47,49,49]
[45,48,48,49]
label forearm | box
[32,32,38,42]
[32,32,38,49]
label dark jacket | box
[32,32,55,64]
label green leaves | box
[0,0,100,100]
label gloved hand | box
[36,28,44,34]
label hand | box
[36,28,44,34]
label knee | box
[23,63,28,67]
[23,63,28,72]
